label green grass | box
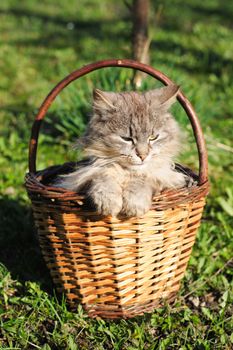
[0,0,233,349]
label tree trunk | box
[132,0,150,87]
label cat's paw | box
[91,190,123,217]
[123,202,151,218]
[122,190,152,218]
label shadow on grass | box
[0,196,53,293]
[156,1,233,31]
[190,3,233,28]
[150,39,233,76]
[0,6,130,50]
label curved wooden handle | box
[29,59,208,184]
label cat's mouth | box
[130,162,147,168]
[116,153,153,169]
[128,159,150,169]
[131,155,152,166]
[120,156,148,166]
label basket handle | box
[29,59,208,184]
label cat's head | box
[81,85,182,167]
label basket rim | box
[25,161,209,211]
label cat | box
[56,84,191,218]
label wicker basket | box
[25,59,209,319]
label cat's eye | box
[148,134,159,142]
[120,136,134,143]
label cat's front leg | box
[88,178,123,217]
[122,182,153,217]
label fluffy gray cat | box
[57,84,190,217]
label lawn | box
[0,0,232,349]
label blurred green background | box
[0,1,232,349]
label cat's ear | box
[145,84,180,111]
[93,89,117,111]
[158,84,180,109]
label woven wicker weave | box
[25,59,209,319]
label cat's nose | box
[136,144,149,161]
[136,151,147,161]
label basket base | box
[67,290,179,319]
